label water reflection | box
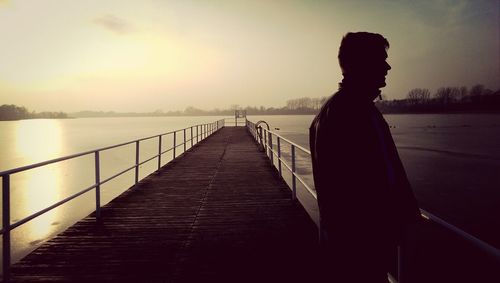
[12,120,63,247]
[15,167,61,241]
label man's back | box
[311,87,406,239]
[310,87,420,282]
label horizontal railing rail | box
[0,118,228,282]
[245,118,500,283]
[245,119,315,201]
[221,117,247,127]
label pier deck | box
[9,127,318,282]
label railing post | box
[277,137,282,177]
[291,145,297,200]
[3,174,11,283]
[264,129,267,153]
[183,129,186,153]
[94,152,101,219]
[268,132,274,166]
[173,132,176,159]
[196,125,199,143]
[191,127,193,147]
[158,135,162,170]
[135,141,139,185]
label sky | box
[0,0,498,112]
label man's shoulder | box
[310,92,343,132]
[314,91,350,120]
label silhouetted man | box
[309,32,421,282]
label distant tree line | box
[376,84,500,113]
[71,84,500,118]
[286,97,328,111]
[71,105,315,117]
[0,104,68,121]
[10,84,497,120]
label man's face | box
[364,50,391,88]
[347,49,391,89]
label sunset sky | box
[0,0,498,112]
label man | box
[309,32,421,282]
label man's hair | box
[338,32,389,74]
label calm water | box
[1,114,499,265]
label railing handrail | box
[264,138,317,199]
[419,209,500,261]
[262,129,311,155]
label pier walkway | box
[8,127,319,282]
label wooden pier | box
[8,127,319,282]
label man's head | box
[338,32,391,89]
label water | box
[1,114,499,266]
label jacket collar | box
[338,77,381,104]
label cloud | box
[93,14,133,34]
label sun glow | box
[12,120,63,242]
[15,120,63,162]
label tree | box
[0,104,30,120]
[434,87,460,105]
[458,86,468,100]
[469,84,485,97]
[407,88,430,104]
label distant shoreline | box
[0,117,74,121]
[2,109,499,121]
[2,111,499,121]
[68,110,500,118]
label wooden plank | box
[8,127,319,282]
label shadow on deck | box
[8,127,319,282]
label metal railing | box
[0,119,227,282]
[246,119,315,201]
[245,118,500,283]
[223,117,247,127]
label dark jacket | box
[310,87,421,248]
